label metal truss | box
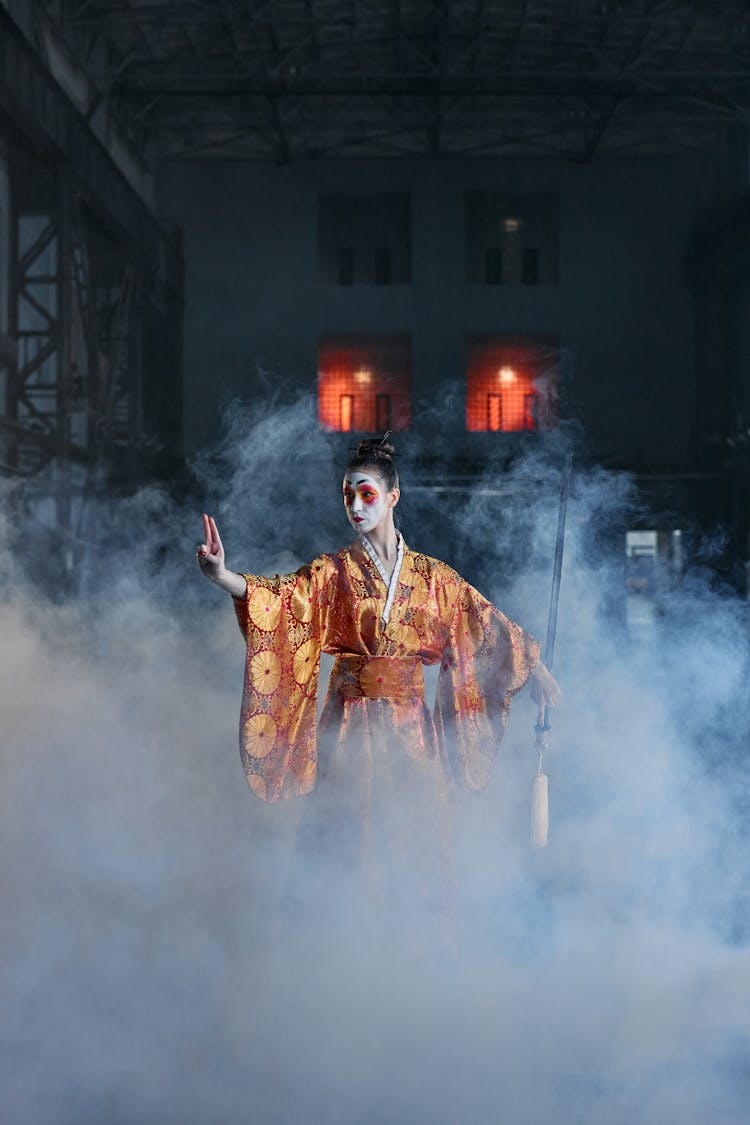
[34,0,750,161]
[2,159,137,545]
[1,155,182,578]
[0,7,183,576]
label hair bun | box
[347,431,399,490]
[355,431,396,460]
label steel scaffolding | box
[0,8,183,581]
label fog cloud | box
[1,395,748,1123]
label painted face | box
[343,471,389,533]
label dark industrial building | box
[1,0,750,589]
[4,9,750,1125]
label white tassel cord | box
[532,703,550,847]
[531,764,549,848]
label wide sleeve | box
[434,575,541,792]
[233,562,323,802]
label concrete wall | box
[158,155,721,466]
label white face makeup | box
[343,471,389,534]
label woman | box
[198,436,559,942]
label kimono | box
[233,537,540,940]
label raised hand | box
[197,513,225,580]
[196,515,248,599]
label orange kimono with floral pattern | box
[234,538,539,798]
[234,538,539,931]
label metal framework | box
[0,7,183,578]
[34,0,750,161]
[2,0,750,588]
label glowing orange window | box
[318,334,412,432]
[466,334,559,433]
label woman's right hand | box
[197,515,248,598]
[197,513,226,582]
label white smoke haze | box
[1,394,748,1124]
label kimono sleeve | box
[435,576,541,792]
[233,562,323,802]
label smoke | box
[1,395,749,1124]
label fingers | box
[198,514,214,566]
[200,513,213,557]
[200,513,222,554]
[199,513,224,561]
[208,515,224,555]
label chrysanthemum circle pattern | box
[293,639,317,684]
[248,587,281,631]
[250,650,282,694]
[243,713,277,758]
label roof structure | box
[35,0,750,161]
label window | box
[522,248,539,286]
[375,392,391,431]
[374,248,391,286]
[318,334,411,432]
[337,248,355,286]
[466,194,558,285]
[485,247,503,285]
[466,334,559,432]
[625,530,683,635]
[318,195,411,285]
[339,394,354,431]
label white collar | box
[358,531,404,626]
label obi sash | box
[330,655,424,701]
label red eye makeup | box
[343,483,380,505]
[343,472,387,532]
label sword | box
[532,450,574,847]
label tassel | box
[531,769,549,847]
[529,451,572,851]
[532,706,550,847]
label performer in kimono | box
[197,436,559,942]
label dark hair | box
[347,431,399,491]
